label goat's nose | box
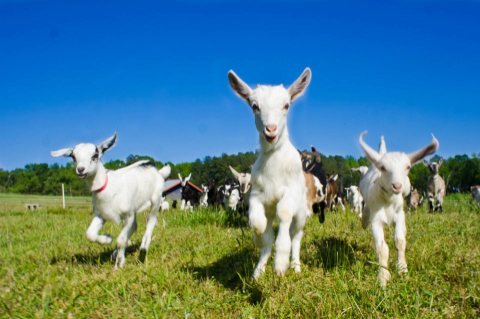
[77,167,85,174]
[392,183,402,193]
[265,124,277,133]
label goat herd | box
[51,68,479,288]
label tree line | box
[0,152,479,196]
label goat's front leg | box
[371,220,390,287]
[249,197,272,280]
[114,214,137,269]
[394,212,408,274]
[86,215,112,245]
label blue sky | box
[1,0,479,170]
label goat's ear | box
[332,174,338,181]
[186,173,192,182]
[98,132,117,156]
[438,159,444,167]
[408,135,439,164]
[178,173,182,181]
[288,67,312,102]
[51,148,73,158]
[378,135,387,155]
[228,70,252,102]
[359,131,382,167]
[311,145,317,152]
[229,165,240,179]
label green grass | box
[0,194,479,318]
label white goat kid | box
[359,131,438,287]
[228,67,311,279]
[200,184,209,207]
[51,133,171,269]
[345,185,363,217]
[229,165,252,195]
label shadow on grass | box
[50,243,141,266]
[185,247,263,305]
[304,236,362,270]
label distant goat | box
[229,166,252,195]
[351,166,369,176]
[406,188,422,212]
[51,133,171,269]
[471,185,480,205]
[300,146,328,223]
[304,172,326,217]
[425,160,446,212]
[200,184,209,207]
[178,173,200,211]
[326,174,343,211]
[359,131,438,287]
[228,67,311,279]
[345,185,363,217]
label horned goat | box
[358,131,438,287]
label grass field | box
[1,193,479,318]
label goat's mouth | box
[76,173,88,179]
[392,187,402,194]
[263,133,277,144]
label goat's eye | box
[406,165,411,171]
[283,103,290,110]
[251,103,260,112]
[92,153,99,161]
[380,166,386,172]
[71,155,76,162]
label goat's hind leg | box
[371,221,391,287]
[394,214,408,274]
[290,212,306,273]
[140,203,161,262]
[114,214,137,269]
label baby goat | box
[228,67,311,279]
[51,133,171,269]
[358,131,438,287]
[425,160,446,212]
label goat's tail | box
[159,165,171,180]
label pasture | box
[0,194,479,318]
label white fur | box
[200,184,209,207]
[346,185,363,217]
[351,166,369,176]
[228,67,311,279]
[51,133,171,269]
[227,188,241,211]
[161,197,170,211]
[358,131,438,287]
[425,160,446,212]
[229,165,252,194]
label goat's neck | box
[90,163,108,193]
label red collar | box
[94,174,109,193]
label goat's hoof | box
[139,249,147,263]
[378,269,391,288]
[252,268,264,281]
[290,261,301,273]
[111,249,118,261]
[398,264,408,275]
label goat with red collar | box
[51,132,171,269]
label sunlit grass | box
[0,194,479,318]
